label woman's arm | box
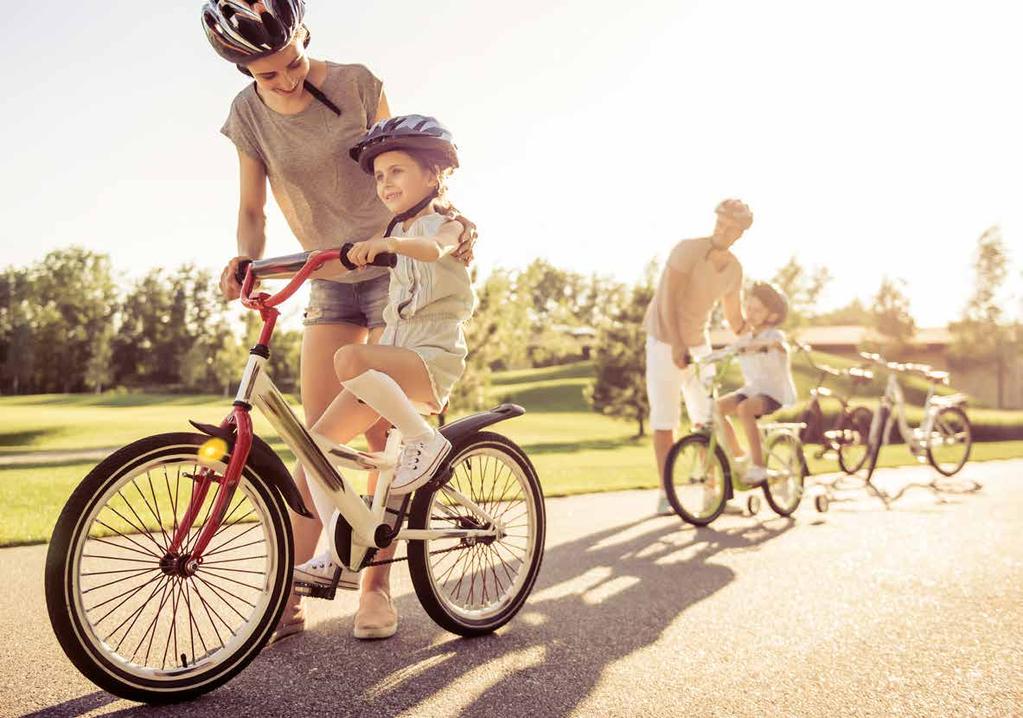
[220,148,268,299]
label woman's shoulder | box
[323,61,380,87]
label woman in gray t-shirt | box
[203,1,474,642]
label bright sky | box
[2,1,1021,327]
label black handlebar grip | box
[339,242,398,271]
[234,259,253,285]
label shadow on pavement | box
[29,513,794,718]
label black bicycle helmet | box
[201,0,307,64]
[750,281,789,324]
[349,115,458,174]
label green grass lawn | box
[2,357,1022,547]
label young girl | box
[717,281,798,485]
[295,115,475,638]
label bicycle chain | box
[366,543,469,567]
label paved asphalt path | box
[3,460,1021,717]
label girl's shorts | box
[303,275,389,329]
[733,392,783,418]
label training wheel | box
[814,494,829,513]
[746,494,761,516]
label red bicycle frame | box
[165,250,341,564]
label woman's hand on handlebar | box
[346,236,396,268]
[220,255,253,300]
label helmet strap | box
[385,189,439,236]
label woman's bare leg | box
[277,322,367,626]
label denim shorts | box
[303,275,389,329]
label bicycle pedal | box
[293,581,338,600]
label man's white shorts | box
[645,336,713,431]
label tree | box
[28,248,118,392]
[809,298,871,326]
[84,324,115,393]
[868,276,916,354]
[949,226,1019,408]
[586,264,655,437]
[770,256,832,329]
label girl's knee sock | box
[341,369,433,442]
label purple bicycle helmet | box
[350,115,459,174]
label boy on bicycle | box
[717,281,797,485]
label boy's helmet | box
[715,198,754,230]
[202,0,307,64]
[750,281,789,324]
[350,115,458,174]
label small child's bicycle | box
[795,343,874,475]
[662,346,808,525]
[45,248,546,704]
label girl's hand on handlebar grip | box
[220,256,253,300]
[346,237,394,268]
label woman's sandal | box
[266,604,306,646]
[353,588,398,640]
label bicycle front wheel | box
[763,433,806,516]
[663,433,728,526]
[44,433,292,704]
[407,432,545,637]
[926,406,972,476]
[836,406,873,475]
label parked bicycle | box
[663,346,808,525]
[814,351,976,511]
[795,343,874,475]
[45,247,547,704]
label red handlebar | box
[240,249,341,310]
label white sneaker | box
[743,465,769,486]
[654,493,673,516]
[392,431,452,495]
[294,552,340,588]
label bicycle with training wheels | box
[795,342,874,475]
[45,246,546,704]
[814,351,976,511]
[663,345,808,525]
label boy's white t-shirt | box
[736,327,797,407]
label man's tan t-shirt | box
[221,62,391,283]
[644,238,743,349]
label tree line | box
[2,228,1019,422]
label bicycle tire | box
[407,432,545,637]
[663,433,729,526]
[45,433,293,704]
[763,433,806,516]
[837,406,873,475]
[926,406,973,477]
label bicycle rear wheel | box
[926,406,972,476]
[663,433,728,526]
[407,432,545,637]
[45,433,292,704]
[836,406,872,475]
[763,433,806,516]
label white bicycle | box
[45,247,546,704]
[814,351,976,511]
